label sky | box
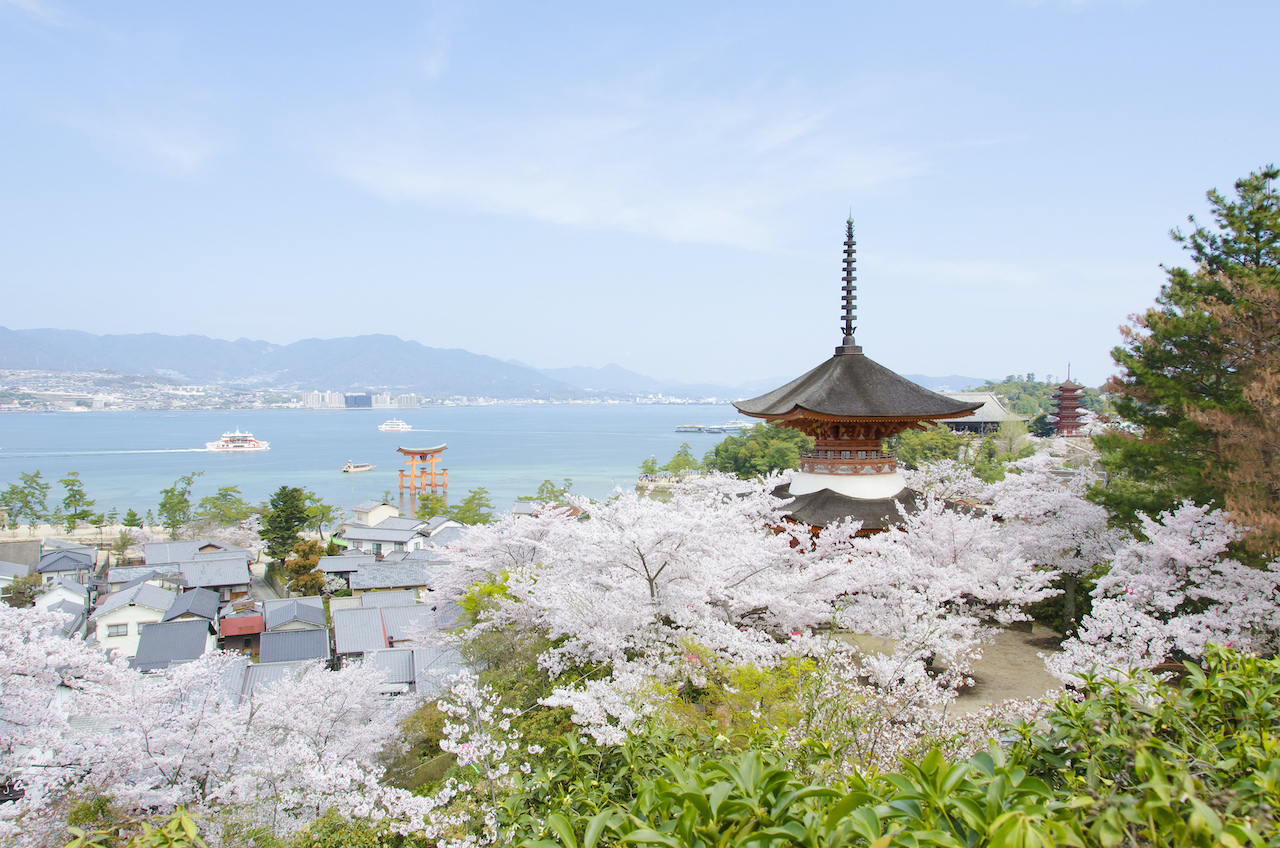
[1,1,1276,389]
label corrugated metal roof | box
[367,647,465,694]
[263,596,323,615]
[220,615,263,636]
[240,661,309,701]
[376,517,428,532]
[360,589,419,609]
[319,554,372,573]
[130,620,212,671]
[333,607,388,655]
[260,629,331,663]
[379,604,438,643]
[327,596,363,612]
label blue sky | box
[1,1,1275,388]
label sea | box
[0,404,738,518]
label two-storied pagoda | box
[734,218,982,532]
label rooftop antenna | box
[836,215,862,354]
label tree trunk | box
[1063,574,1077,636]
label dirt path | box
[952,624,1065,714]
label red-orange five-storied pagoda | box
[734,218,981,532]
[1052,379,1086,436]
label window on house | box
[374,543,383,556]
[394,542,405,551]
[243,637,252,650]
[107,624,127,637]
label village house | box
[0,560,30,600]
[130,619,217,672]
[259,629,331,664]
[89,583,177,658]
[219,598,265,657]
[161,588,222,633]
[36,549,95,585]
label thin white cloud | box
[322,95,921,249]
[70,112,228,175]
[1,0,72,26]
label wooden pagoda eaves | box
[397,444,448,495]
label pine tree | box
[262,486,309,562]
[1096,166,1280,525]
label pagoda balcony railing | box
[799,449,897,476]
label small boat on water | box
[378,418,411,432]
[206,430,269,452]
[342,461,376,473]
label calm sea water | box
[0,405,736,517]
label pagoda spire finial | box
[836,216,862,355]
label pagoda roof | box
[736,352,982,422]
[1055,380,1084,391]
[774,482,918,531]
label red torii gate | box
[397,445,448,495]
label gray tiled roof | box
[939,392,1024,423]
[424,527,465,548]
[0,560,31,580]
[354,499,392,512]
[735,353,983,421]
[350,562,432,591]
[403,547,452,563]
[44,576,91,601]
[265,600,327,631]
[359,590,419,609]
[319,554,372,573]
[37,550,93,573]
[145,538,249,566]
[260,629,331,663]
[163,588,221,622]
[109,565,179,585]
[130,620,213,671]
[180,559,251,589]
[46,600,87,637]
[91,583,177,619]
[379,603,439,643]
[263,597,323,616]
[423,515,456,534]
[342,526,425,544]
[376,516,428,532]
[333,607,388,655]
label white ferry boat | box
[206,430,269,452]
[342,461,376,473]
[378,418,412,432]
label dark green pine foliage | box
[1096,166,1280,526]
[703,423,814,480]
[262,485,309,562]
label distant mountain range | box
[0,327,988,399]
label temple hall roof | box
[735,353,982,421]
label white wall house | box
[89,583,177,659]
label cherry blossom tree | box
[986,453,1128,631]
[834,494,1058,693]
[1048,502,1280,683]
[0,606,133,843]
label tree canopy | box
[157,472,202,539]
[702,423,813,479]
[1095,165,1280,525]
[262,485,309,562]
